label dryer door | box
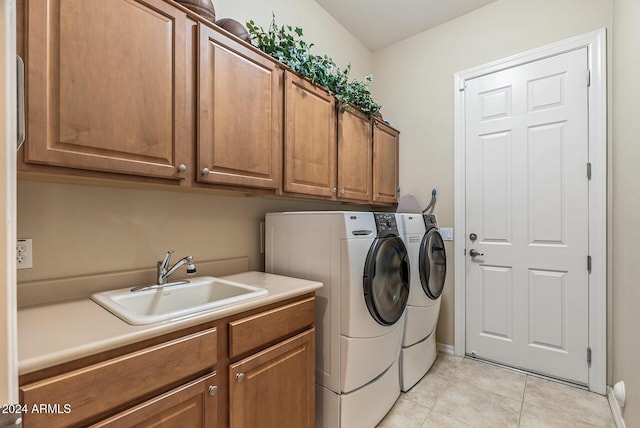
[363,236,410,326]
[419,229,447,300]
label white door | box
[464,48,590,385]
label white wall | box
[372,0,612,351]
[612,0,640,424]
[214,0,373,81]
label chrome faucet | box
[157,250,197,285]
[130,250,197,292]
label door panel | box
[25,0,188,179]
[528,269,567,350]
[337,108,372,201]
[198,25,282,189]
[480,265,512,340]
[480,131,512,243]
[372,120,399,204]
[284,72,336,197]
[465,48,589,385]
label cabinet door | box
[372,120,400,204]
[284,72,336,197]
[25,0,189,180]
[229,329,315,428]
[337,108,372,201]
[91,372,218,428]
[198,25,282,189]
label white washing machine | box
[265,212,410,428]
[395,213,447,391]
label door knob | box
[469,249,484,257]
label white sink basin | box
[91,276,268,325]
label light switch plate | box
[439,228,453,241]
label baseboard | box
[608,386,627,428]
[437,342,454,355]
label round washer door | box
[363,236,410,326]
[419,229,447,299]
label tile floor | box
[377,354,615,428]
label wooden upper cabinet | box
[24,0,189,180]
[337,108,372,202]
[284,71,337,197]
[197,25,282,189]
[372,120,400,204]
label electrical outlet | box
[16,238,32,269]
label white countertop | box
[18,271,322,375]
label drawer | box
[21,327,217,428]
[229,297,314,359]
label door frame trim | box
[1,0,18,405]
[453,29,607,394]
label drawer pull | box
[177,164,187,172]
[201,167,210,175]
[236,373,245,382]
[208,385,218,396]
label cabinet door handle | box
[331,187,337,193]
[236,373,245,382]
[208,385,218,396]
[17,55,24,150]
[177,164,187,172]
[374,193,380,199]
[201,168,210,176]
[340,188,345,194]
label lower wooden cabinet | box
[91,372,218,428]
[19,294,315,428]
[229,330,315,428]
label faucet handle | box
[160,250,175,269]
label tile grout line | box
[517,375,530,427]
[416,356,462,425]
[426,357,483,428]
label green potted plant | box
[246,15,381,117]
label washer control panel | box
[374,213,399,237]
[423,214,438,231]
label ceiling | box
[315,0,499,51]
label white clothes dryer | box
[395,213,447,391]
[265,212,409,428]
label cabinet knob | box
[208,385,218,396]
[236,373,245,382]
[340,188,345,194]
[331,187,337,193]
[201,168,210,176]
[374,193,380,199]
[177,164,187,172]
